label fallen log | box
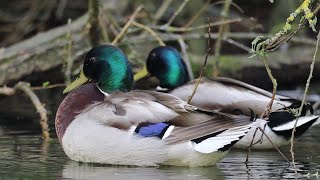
[0,14,91,86]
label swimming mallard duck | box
[134,46,320,149]
[55,45,259,167]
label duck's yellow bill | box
[63,70,90,94]
[134,65,150,82]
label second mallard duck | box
[134,46,320,149]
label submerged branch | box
[0,82,50,141]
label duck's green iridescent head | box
[134,46,190,89]
[64,45,133,94]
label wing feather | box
[81,89,254,145]
[165,115,253,144]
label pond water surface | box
[0,124,320,180]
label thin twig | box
[152,18,242,32]
[257,3,320,53]
[246,127,259,162]
[258,127,290,163]
[111,5,144,45]
[132,21,165,46]
[246,55,277,162]
[31,83,66,90]
[247,55,278,160]
[160,0,190,29]
[261,55,277,117]
[276,3,320,51]
[124,32,317,46]
[184,0,212,28]
[188,18,212,104]
[213,0,232,77]
[290,30,320,175]
[211,1,245,14]
[246,126,290,163]
[153,0,173,24]
[63,19,73,85]
[224,38,251,52]
[177,37,194,79]
[104,10,121,35]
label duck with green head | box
[134,46,320,149]
[55,45,258,166]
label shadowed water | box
[0,125,319,180]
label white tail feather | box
[193,124,252,153]
[272,115,319,131]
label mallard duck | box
[55,45,259,167]
[134,46,320,149]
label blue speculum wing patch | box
[135,122,170,138]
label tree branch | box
[0,82,50,141]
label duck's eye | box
[89,57,96,63]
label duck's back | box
[169,77,294,116]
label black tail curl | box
[280,99,314,115]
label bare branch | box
[111,5,144,45]
[0,82,50,141]
[160,0,190,29]
[188,18,212,104]
[213,0,232,77]
[132,21,165,46]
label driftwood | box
[0,82,50,140]
[0,14,91,86]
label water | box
[1,88,320,179]
[0,125,320,180]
